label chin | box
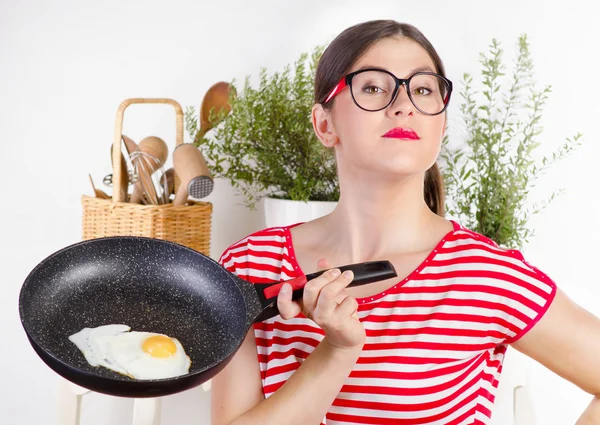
[376,155,436,174]
[368,163,431,180]
[340,151,437,178]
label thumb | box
[277,283,302,319]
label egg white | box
[69,324,191,380]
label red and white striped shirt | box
[218,220,556,425]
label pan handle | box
[253,261,397,322]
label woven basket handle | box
[111,98,184,203]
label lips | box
[382,127,420,140]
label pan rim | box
[18,235,249,385]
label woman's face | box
[316,37,447,182]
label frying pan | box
[19,236,396,398]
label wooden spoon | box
[88,174,110,199]
[130,136,169,204]
[121,134,138,155]
[193,81,234,144]
[164,168,175,202]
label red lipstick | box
[383,127,420,140]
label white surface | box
[58,381,163,425]
[264,197,338,227]
[492,349,535,425]
[132,397,162,425]
[2,1,600,424]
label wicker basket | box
[82,98,212,256]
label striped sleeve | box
[218,237,248,276]
[492,248,557,344]
[217,228,292,282]
[217,229,292,389]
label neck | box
[317,173,446,263]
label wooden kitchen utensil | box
[130,136,169,204]
[110,145,129,201]
[176,82,232,196]
[164,168,175,200]
[193,82,233,144]
[102,135,137,190]
[173,144,214,206]
[121,134,138,154]
[88,174,110,199]
[82,98,212,256]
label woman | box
[211,20,600,425]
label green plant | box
[441,34,582,250]
[185,45,339,209]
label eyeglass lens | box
[351,71,449,114]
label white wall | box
[2,0,599,424]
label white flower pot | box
[263,197,337,228]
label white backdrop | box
[2,1,600,424]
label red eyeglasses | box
[324,68,452,116]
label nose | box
[388,84,414,116]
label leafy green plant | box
[441,34,582,250]
[185,45,339,209]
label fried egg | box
[68,324,191,380]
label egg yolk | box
[142,335,177,358]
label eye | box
[362,85,386,95]
[413,86,433,96]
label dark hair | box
[314,20,446,216]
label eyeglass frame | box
[323,68,453,116]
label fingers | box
[333,289,351,305]
[302,268,342,314]
[315,271,354,309]
[283,257,364,349]
[334,294,359,318]
[315,257,350,305]
[319,270,355,298]
[278,258,358,322]
[277,283,302,320]
[277,257,332,320]
[311,270,356,322]
[317,257,333,271]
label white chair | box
[57,379,162,425]
[492,348,535,425]
[57,379,212,424]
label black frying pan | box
[19,236,396,398]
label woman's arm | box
[511,288,600,424]
[211,329,361,425]
[210,329,264,425]
[211,266,364,425]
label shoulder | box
[218,225,298,282]
[218,226,289,260]
[446,223,554,285]
[440,222,557,342]
[445,221,505,250]
[444,223,556,307]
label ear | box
[312,103,339,148]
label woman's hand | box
[277,258,366,351]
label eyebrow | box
[354,64,436,75]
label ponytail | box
[424,163,445,216]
